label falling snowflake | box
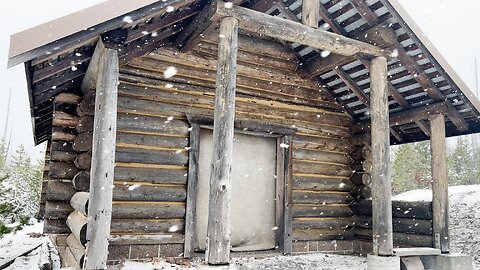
[164,66,177,78]
[320,50,331,58]
[224,2,233,8]
[166,6,175,12]
[123,16,133,24]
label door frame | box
[183,115,295,258]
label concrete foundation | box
[420,253,473,270]
[367,254,400,270]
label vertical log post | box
[84,41,119,269]
[370,56,394,256]
[206,16,238,265]
[301,0,320,28]
[429,113,450,252]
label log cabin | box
[7,0,480,268]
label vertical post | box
[429,113,450,252]
[84,41,118,269]
[370,56,393,256]
[301,0,320,28]
[206,16,238,265]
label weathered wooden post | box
[369,56,394,256]
[84,41,118,269]
[301,0,319,28]
[429,113,450,252]
[206,15,238,265]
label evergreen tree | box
[391,141,431,194]
[448,137,476,185]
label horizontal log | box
[70,192,89,216]
[293,161,353,177]
[212,1,391,57]
[349,133,370,147]
[46,180,76,201]
[66,211,88,246]
[118,83,350,128]
[48,162,79,179]
[117,113,189,136]
[51,141,74,152]
[66,233,85,268]
[52,112,80,128]
[293,135,353,153]
[116,132,189,149]
[293,229,354,241]
[121,66,340,111]
[111,202,185,219]
[350,185,372,200]
[353,228,432,248]
[292,204,353,218]
[72,132,93,152]
[293,217,354,230]
[54,93,82,105]
[115,147,188,166]
[76,116,94,133]
[349,200,433,220]
[114,166,188,184]
[74,152,92,170]
[110,218,184,234]
[354,215,432,235]
[293,190,353,204]
[203,32,298,61]
[293,175,353,192]
[50,150,76,162]
[109,233,184,245]
[293,149,352,165]
[52,129,77,142]
[113,183,186,202]
[350,173,364,186]
[44,219,69,234]
[44,201,73,220]
[72,171,90,191]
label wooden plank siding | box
[112,40,355,256]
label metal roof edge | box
[7,0,161,67]
[385,0,480,115]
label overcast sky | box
[0,0,479,161]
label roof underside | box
[13,0,480,145]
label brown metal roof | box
[7,0,480,145]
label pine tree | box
[391,141,431,194]
[448,137,476,185]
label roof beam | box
[301,0,319,27]
[81,41,106,92]
[351,101,467,133]
[212,1,392,58]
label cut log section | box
[66,211,88,246]
[70,192,89,216]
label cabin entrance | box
[194,129,277,252]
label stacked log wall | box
[348,133,434,254]
[110,38,356,261]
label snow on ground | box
[117,254,366,270]
[0,221,60,270]
[394,185,480,269]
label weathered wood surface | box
[76,116,94,133]
[66,234,85,268]
[46,181,76,201]
[370,56,393,256]
[349,200,433,220]
[430,114,450,252]
[206,17,238,265]
[354,216,433,236]
[301,0,319,27]
[292,204,352,218]
[293,229,354,241]
[292,190,353,204]
[114,165,188,185]
[212,1,391,57]
[70,192,89,216]
[110,218,184,234]
[72,171,90,191]
[354,228,433,248]
[85,43,118,270]
[72,132,93,153]
[76,91,96,116]
[54,93,82,105]
[48,162,79,179]
[184,124,199,258]
[52,127,77,142]
[293,217,353,230]
[74,152,91,170]
[66,211,88,246]
[111,202,185,219]
[44,201,73,220]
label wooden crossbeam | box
[212,1,391,58]
[415,119,431,137]
[335,68,370,106]
[351,101,459,133]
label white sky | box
[0,0,479,161]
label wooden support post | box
[370,56,394,256]
[429,113,450,253]
[84,41,119,270]
[206,16,238,265]
[301,0,319,28]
